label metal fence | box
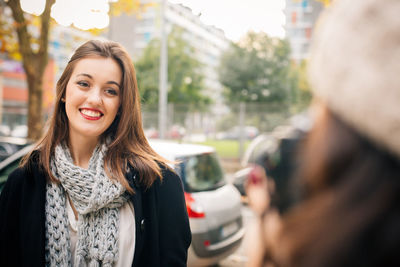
[142,102,300,142]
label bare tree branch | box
[38,0,55,56]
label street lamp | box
[158,0,168,139]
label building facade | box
[108,0,230,117]
[284,0,324,62]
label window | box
[305,27,312,39]
[291,11,297,24]
[179,152,225,192]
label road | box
[218,204,255,267]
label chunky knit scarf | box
[45,143,128,267]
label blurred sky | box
[169,0,286,41]
[20,0,286,40]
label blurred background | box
[0,0,330,167]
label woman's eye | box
[77,81,89,87]
[105,88,119,96]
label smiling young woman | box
[0,40,191,267]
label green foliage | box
[217,31,313,132]
[135,27,210,111]
[215,102,292,133]
[287,59,312,113]
[0,6,18,58]
[219,31,293,106]
[135,39,159,106]
[192,140,250,159]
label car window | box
[179,152,225,192]
[0,159,19,192]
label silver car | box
[149,140,244,266]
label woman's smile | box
[80,108,104,120]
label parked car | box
[149,140,244,266]
[0,125,11,136]
[10,125,28,138]
[144,127,159,139]
[144,125,186,140]
[0,136,32,161]
[216,126,259,140]
[166,125,186,139]
[0,140,244,266]
[0,142,33,192]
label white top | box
[66,200,136,266]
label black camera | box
[254,125,307,214]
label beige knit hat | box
[308,0,400,158]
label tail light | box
[184,192,205,218]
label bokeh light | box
[23,0,110,30]
[20,0,46,15]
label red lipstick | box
[79,108,103,121]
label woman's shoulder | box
[1,167,33,201]
[159,163,178,177]
[159,163,180,182]
[153,164,184,195]
[7,163,43,186]
[127,161,182,194]
[2,151,45,192]
[6,166,30,185]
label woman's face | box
[64,56,122,143]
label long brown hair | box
[22,40,168,193]
[272,106,400,267]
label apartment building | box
[108,0,230,114]
[284,0,324,62]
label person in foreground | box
[0,39,191,267]
[246,0,400,266]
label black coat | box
[0,159,191,267]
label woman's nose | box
[87,88,102,105]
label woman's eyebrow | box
[106,81,121,88]
[77,73,120,88]
[76,73,93,79]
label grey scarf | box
[45,143,128,267]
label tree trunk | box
[25,61,45,140]
[7,0,54,140]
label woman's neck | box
[68,136,99,169]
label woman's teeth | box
[81,109,101,117]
